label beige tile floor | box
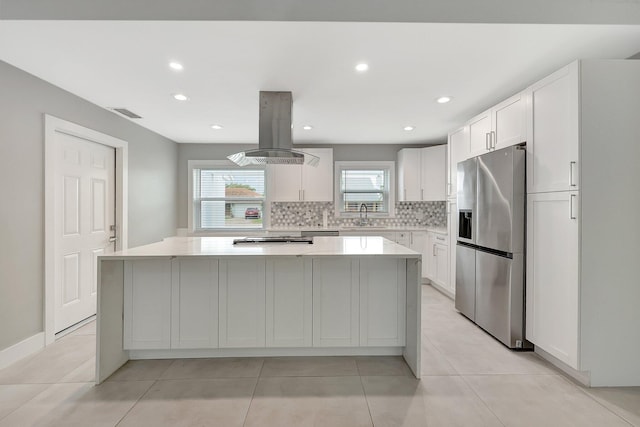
[0,284,638,426]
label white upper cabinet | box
[469,93,527,158]
[268,164,302,202]
[268,148,333,201]
[398,146,446,202]
[447,126,469,199]
[420,145,447,201]
[301,148,334,201]
[468,109,492,157]
[492,92,528,149]
[397,148,422,201]
[527,63,580,194]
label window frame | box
[334,161,396,218]
[188,160,267,232]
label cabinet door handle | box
[570,194,577,219]
[570,161,577,187]
[302,189,305,200]
[404,189,407,200]
[491,131,496,149]
[421,189,424,200]
[485,133,490,150]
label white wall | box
[0,60,178,351]
[2,0,639,24]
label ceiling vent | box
[112,108,142,119]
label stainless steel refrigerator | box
[455,144,530,349]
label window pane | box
[342,193,386,213]
[200,169,265,198]
[200,201,263,229]
[194,167,265,229]
[340,168,388,213]
[341,169,386,192]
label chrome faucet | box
[358,203,369,226]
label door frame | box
[44,115,129,345]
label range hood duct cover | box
[227,91,319,167]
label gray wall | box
[3,0,640,24]
[0,60,178,351]
[177,142,443,228]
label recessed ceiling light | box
[169,62,183,71]
[436,96,452,104]
[355,63,369,72]
[173,93,189,101]
[211,124,223,130]
[302,125,313,130]
[404,126,415,131]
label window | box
[334,161,395,217]
[190,161,265,230]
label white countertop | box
[100,236,421,259]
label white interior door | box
[55,132,115,333]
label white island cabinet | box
[97,236,422,383]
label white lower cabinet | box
[425,232,450,292]
[171,259,218,349]
[312,258,360,347]
[218,259,266,348]
[409,231,428,278]
[526,191,579,368]
[360,258,406,346]
[123,259,172,350]
[265,258,313,347]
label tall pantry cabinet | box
[525,60,640,386]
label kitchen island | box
[96,236,421,382]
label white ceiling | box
[1,21,639,144]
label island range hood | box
[227,91,320,167]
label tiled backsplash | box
[270,201,447,228]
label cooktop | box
[232,236,314,244]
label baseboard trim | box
[0,332,45,370]
[130,346,403,360]
[428,281,455,300]
[534,346,591,386]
